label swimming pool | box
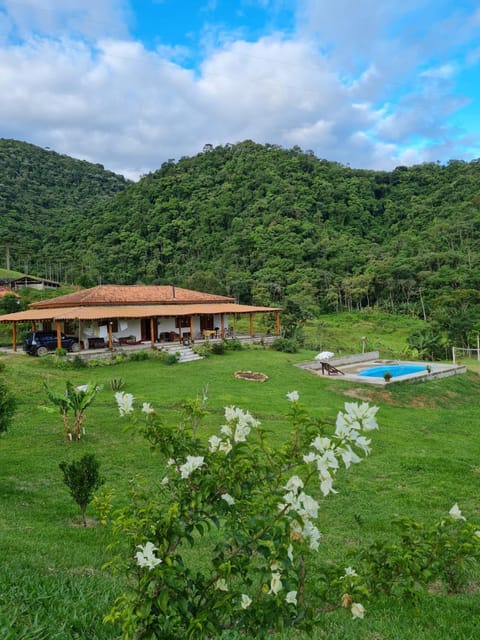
[358,364,427,378]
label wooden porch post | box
[56,322,62,349]
[150,318,155,348]
[275,311,280,336]
[108,322,113,350]
[189,316,194,341]
[12,322,17,352]
[31,322,36,331]
[249,313,254,337]
[220,314,225,339]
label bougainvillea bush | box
[103,391,380,639]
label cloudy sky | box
[1,0,479,179]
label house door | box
[200,315,214,332]
[141,318,151,341]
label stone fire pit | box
[234,370,269,382]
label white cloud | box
[2,0,129,41]
[0,1,478,178]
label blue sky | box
[0,0,479,178]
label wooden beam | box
[56,322,62,349]
[275,311,280,336]
[12,322,17,352]
[150,318,155,348]
[220,314,225,339]
[108,322,113,350]
[189,316,194,341]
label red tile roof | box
[31,285,235,309]
[0,303,280,323]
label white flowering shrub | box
[104,392,379,639]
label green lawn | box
[1,345,480,639]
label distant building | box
[0,275,61,291]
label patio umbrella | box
[315,351,334,361]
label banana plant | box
[45,381,101,441]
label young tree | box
[59,453,104,526]
[0,378,16,436]
[45,381,100,441]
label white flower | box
[449,503,466,520]
[218,439,232,454]
[161,476,169,485]
[269,571,283,595]
[286,390,299,402]
[209,435,222,452]
[285,590,297,605]
[215,578,229,591]
[284,475,304,492]
[351,602,365,619]
[344,402,379,431]
[178,455,205,479]
[343,566,358,577]
[311,436,332,453]
[135,541,162,570]
[221,493,235,506]
[353,435,371,455]
[287,544,294,562]
[115,392,135,416]
[298,492,319,520]
[319,470,337,497]
[338,446,362,468]
[234,422,251,443]
[141,402,155,415]
[474,530,480,538]
[303,520,322,551]
[220,424,233,437]
[241,593,252,609]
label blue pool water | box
[358,364,427,378]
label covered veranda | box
[0,302,281,352]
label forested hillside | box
[1,139,480,346]
[0,139,130,281]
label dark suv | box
[23,331,81,356]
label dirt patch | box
[234,370,269,382]
[342,387,436,408]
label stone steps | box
[159,343,203,363]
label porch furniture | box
[87,337,106,349]
[320,362,344,376]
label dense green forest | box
[1,138,480,348]
[0,139,130,282]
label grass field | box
[1,335,480,639]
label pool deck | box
[297,351,467,385]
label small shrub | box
[71,355,87,368]
[59,453,104,526]
[129,350,150,362]
[210,341,226,355]
[55,347,68,357]
[224,338,243,351]
[110,378,125,391]
[0,379,16,435]
[271,337,299,353]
